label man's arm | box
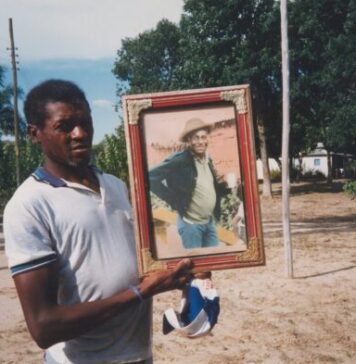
[209,159,230,196]
[149,160,177,208]
[14,259,192,349]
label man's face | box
[187,129,209,158]
[32,101,94,168]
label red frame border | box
[123,85,264,276]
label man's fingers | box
[169,259,193,289]
[175,275,193,290]
[139,259,194,296]
[173,259,192,276]
[193,271,212,280]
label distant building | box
[256,143,355,181]
[293,142,354,178]
[256,158,280,180]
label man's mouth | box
[71,144,91,153]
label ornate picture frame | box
[122,85,264,276]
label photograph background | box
[142,104,247,259]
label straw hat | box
[179,118,211,142]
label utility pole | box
[9,18,21,186]
[280,0,293,278]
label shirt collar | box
[193,152,209,165]
[32,167,66,187]
[31,165,103,188]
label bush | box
[290,165,302,181]
[270,169,281,182]
[0,138,43,211]
[220,187,241,230]
[302,169,326,180]
[343,181,356,198]
[94,125,129,186]
[0,188,15,211]
[345,161,356,179]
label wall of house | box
[293,156,328,176]
[146,121,241,182]
[256,158,280,180]
[303,156,328,176]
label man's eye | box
[57,123,74,132]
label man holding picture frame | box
[149,118,229,249]
[3,79,196,364]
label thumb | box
[173,258,192,275]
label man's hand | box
[192,271,212,280]
[139,259,193,298]
[139,259,213,298]
[13,259,211,348]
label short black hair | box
[24,79,90,128]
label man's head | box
[25,80,94,169]
[24,79,90,129]
[179,118,211,159]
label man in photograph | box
[149,118,228,249]
[4,79,193,364]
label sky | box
[0,0,184,143]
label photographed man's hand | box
[139,259,193,298]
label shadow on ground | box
[268,180,347,197]
[296,265,356,279]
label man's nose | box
[71,125,89,139]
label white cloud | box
[0,0,183,62]
[92,99,113,109]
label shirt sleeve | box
[4,197,57,277]
[149,157,179,209]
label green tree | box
[0,66,14,136]
[177,0,281,197]
[0,65,42,207]
[94,125,129,185]
[0,138,43,208]
[113,19,181,96]
[113,0,356,189]
[0,66,16,206]
[113,1,281,197]
[20,138,43,178]
[111,19,183,188]
[289,0,356,182]
[0,66,25,136]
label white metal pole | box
[280,0,293,278]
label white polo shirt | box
[4,167,152,364]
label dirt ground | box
[1,181,355,364]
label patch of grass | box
[343,181,356,198]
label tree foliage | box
[0,66,25,137]
[289,0,356,156]
[0,65,42,207]
[177,0,281,197]
[113,1,282,157]
[113,19,182,96]
[0,67,15,136]
[113,0,281,197]
[0,139,43,208]
[94,124,129,185]
[112,0,356,186]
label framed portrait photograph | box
[122,85,264,276]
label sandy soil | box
[1,181,355,364]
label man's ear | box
[27,124,40,144]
